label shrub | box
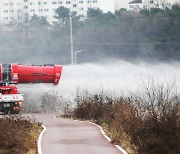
[0,115,42,154]
[71,83,180,154]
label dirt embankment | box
[0,115,42,154]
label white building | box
[0,0,100,24]
[128,0,179,11]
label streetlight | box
[69,11,74,65]
[74,49,87,64]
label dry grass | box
[0,115,42,154]
[70,83,180,154]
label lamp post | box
[74,49,87,64]
[70,11,74,64]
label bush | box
[71,83,180,154]
[0,115,42,154]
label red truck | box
[0,64,62,114]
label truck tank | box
[0,64,63,114]
[0,64,63,85]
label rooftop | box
[128,0,142,4]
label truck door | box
[2,64,11,83]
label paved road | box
[27,114,122,154]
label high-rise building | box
[0,0,100,24]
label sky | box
[99,0,131,12]
[99,0,115,13]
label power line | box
[117,15,180,19]
[74,42,180,45]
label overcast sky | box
[99,0,115,13]
[99,0,131,13]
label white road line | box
[88,122,112,141]
[115,145,128,154]
[55,118,128,154]
[88,121,128,154]
[38,125,46,154]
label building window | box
[17,2,21,6]
[129,5,134,8]
[30,2,34,5]
[52,2,57,4]
[73,4,77,7]
[93,0,97,3]
[4,10,8,13]
[44,9,49,12]
[150,0,154,4]
[44,2,48,5]
[3,3,8,6]
[58,1,62,4]
[52,8,57,11]
[24,6,28,9]
[9,10,14,13]
[39,9,43,12]
[88,0,91,3]
[24,13,28,16]
[9,3,13,6]
[10,17,14,20]
[24,0,28,2]
[66,1,71,4]
[79,1,83,4]
[79,8,84,10]
[4,17,9,20]
[17,10,22,13]
[30,9,35,12]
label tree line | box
[0,5,179,64]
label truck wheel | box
[12,110,20,114]
[4,111,8,115]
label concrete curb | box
[73,119,128,154]
[88,121,128,154]
[38,125,46,154]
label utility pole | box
[70,11,74,64]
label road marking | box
[88,121,128,154]
[73,119,128,154]
[38,125,46,154]
[88,122,112,141]
[115,145,128,154]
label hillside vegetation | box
[0,5,179,64]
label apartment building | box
[0,0,100,24]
